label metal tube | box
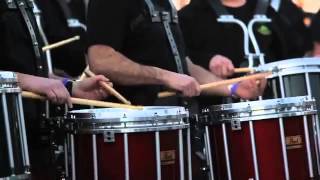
[279,118,290,180]
[249,121,259,180]
[155,131,161,180]
[71,134,76,180]
[179,129,185,180]
[247,15,271,65]
[305,72,312,98]
[18,94,30,168]
[2,93,15,173]
[279,75,286,98]
[222,123,232,180]
[64,137,69,178]
[124,133,130,180]
[187,128,192,180]
[316,115,320,175]
[312,115,320,175]
[92,135,98,180]
[204,126,215,180]
[217,15,250,56]
[303,116,314,178]
[33,5,53,74]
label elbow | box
[88,45,114,75]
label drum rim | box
[0,173,31,180]
[209,96,316,121]
[260,57,320,69]
[211,96,313,111]
[215,110,316,122]
[0,71,17,84]
[66,123,190,134]
[65,106,189,132]
[66,106,189,122]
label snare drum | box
[203,96,319,180]
[64,106,192,180]
[0,71,30,179]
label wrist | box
[228,82,239,98]
[62,78,74,95]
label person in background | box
[310,10,320,57]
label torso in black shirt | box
[87,0,188,105]
[0,0,47,130]
[179,0,289,69]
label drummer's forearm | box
[186,58,230,96]
[88,45,170,86]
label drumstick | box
[78,71,87,81]
[234,67,254,73]
[22,91,142,110]
[42,36,80,52]
[158,72,271,98]
[83,67,132,105]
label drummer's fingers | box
[47,90,58,104]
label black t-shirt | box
[179,0,290,107]
[87,0,188,105]
[0,1,46,76]
[36,0,86,77]
[179,0,289,69]
[0,0,46,131]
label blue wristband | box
[62,78,70,86]
[62,78,73,95]
[230,83,240,97]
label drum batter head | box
[0,71,18,89]
[65,106,189,133]
[211,96,316,122]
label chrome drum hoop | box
[259,58,320,78]
[65,106,190,134]
[1,173,31,180]
[0,71,18,90]
[210,96,316,122]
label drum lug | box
[103,132,115,143]
[231,119,241,130]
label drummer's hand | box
[72,75,111,100]
[209,55,235,78]
[234,78,267,99]
[164,72,201,97]
[34,77,72,106]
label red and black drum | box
[0,71,30,179]
[64,106,192,180]
[202,96,320,180]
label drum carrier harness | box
[5,0,46,77]
[143,0,186,74]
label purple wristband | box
[230,83,240,97]
[62,78,70,87]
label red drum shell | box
[211,115,318,180]
[73,129,189,180]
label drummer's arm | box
[186,57,230,96]
[88,45,201,97]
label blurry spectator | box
[271,0,313,57]
[311,10,320,56]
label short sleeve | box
[86,0,129,50]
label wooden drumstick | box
[22,91,142,110]
[83,67,132,105]
[42,36,80,52]
[78,71,87,81]
[158,72,271,98]
[234,67,255,73]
